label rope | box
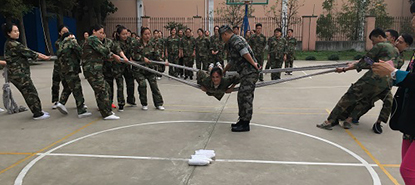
[122,59,201,89]
[121,59,338,92]
[148,59,348,74]
[2,67,28,114]
[261,62,349,73]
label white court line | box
[14,120,380,185]
[37,153,383,167]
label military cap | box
[219,25,232,35]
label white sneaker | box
[78,112,92,118]
[142,106,148,111]
[216,62,222,68]
[56,102,68,115]
[156,106,165,111]
[33,113,50,120]
[104,114,120,120]
[52,102,58,109]
[42,111,50,115]
[0,108,4,112]
[157,77,162,80]
[83,104,88,109]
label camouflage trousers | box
[168,54,179,77]
[183,56,195,77]
[238,72,259,121]
[350,89,393,123]
[285,53,294,73]
[51,62,70,103]
[9,75,43,117]
[271,58,284,80]
[104,62,126,106]
[254,53,264,81]
[196,55,209,70]
[59,72,87,114]
[178,57,184,77]
[133,70,164,107]
[123,66,136,104]
[83,70,112,118]
[327,80,390,123]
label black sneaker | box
[118,105,124,112]
[352,118,360,125]
[184,76,188,80]
[190,76,193,80]
[341,121,352,129]
[372,122,383,134]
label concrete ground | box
[0,60,405,185]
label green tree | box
[337,0,369,40]
[367,0,393,30]
[265,0,303,32]
[214,1,255,26]
[317,0,336,41]
[164,22,187,32]
[0,0,33,46]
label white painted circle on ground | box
[14,120,380,185]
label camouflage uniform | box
[102,38,125,107]
[268,36,287,80]
[195,35,210,70]
[197,70,240,101]
[4,39,44,117]
[56,36,88,114]
[227,34,259,121]
[122,37,137,105]
[285,36,297,73]
[166,35,181,77]
[81,36,113,118]
[154,37,166,76]
[248,33,266,81]
[209,34,225,66]
[131,39,164,107]
[180,35,196,78]
[326,41,399,123]
[52,38,70,104]
[349,50,403,123]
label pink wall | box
[108,0,413,19]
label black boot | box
[231,120,241,128]
[231,120,250,132]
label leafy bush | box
[305,56,316,60]
[328,54,340,60]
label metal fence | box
[389,16,414,35]
[104,17,141,37]
[105,16,302,40]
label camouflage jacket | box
[209,35,225,55]
[153,38,165,59]
[116,37,136,59]
[4,39,38,78]
[286,36,297,54]
[165,35,180,56]
[180,36,196,57]
[396,51,405,69]
[131,39,161,72]
[227,34,258,75]
[57,36,82,74]
[197,71,240,101]
[81,36,113,73]
[354,41,399,87]
[268,36,287,59]
[195,36,210,57]
[248,33,266,57]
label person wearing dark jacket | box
[372,60,415,184]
